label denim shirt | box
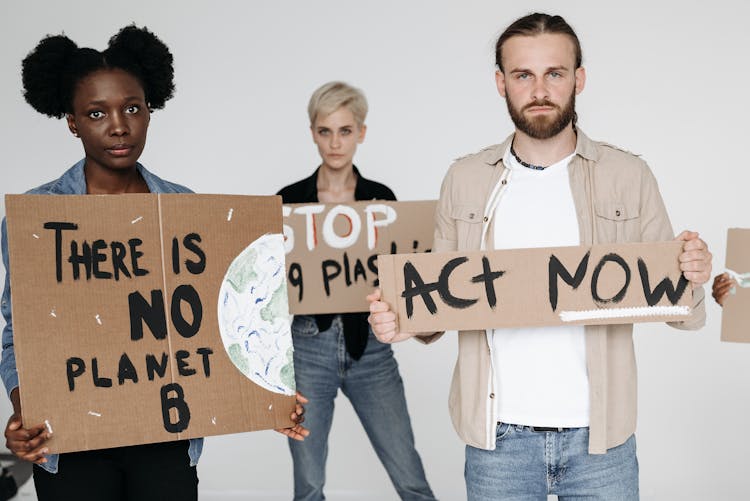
[0,159,203,473]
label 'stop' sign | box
[282,201,436,314]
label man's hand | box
[712,273,736,307]
[367,289,416,344]
[5,389,50,464]
[275,391,310,441]
[675,230,712,287]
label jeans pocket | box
[496,422,513,441]
[292,315,319,337]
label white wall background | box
[1,1,749,499]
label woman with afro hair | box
[0,25,306,500]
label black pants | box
[32,440,198,501]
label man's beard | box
[506,89,576,140]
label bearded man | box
[367,13,712,500]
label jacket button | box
[469,213,475,219]
[483,216,488,222]
[615,210,621,217]
[501,179,507,185]
[489,393,495,399]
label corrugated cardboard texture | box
[721,228,750,342]
[5,194,296,453]
[379,241,692,332]
[283,201,436,314]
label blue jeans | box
[288,315,435,501]
[465,424,638,500]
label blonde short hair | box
[308,81,368,127]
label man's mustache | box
[522,99,559,111]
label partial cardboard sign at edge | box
[721,228,750,342]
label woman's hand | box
[712,273,737,307]
[4,389,51,464]
[275,391,310,441]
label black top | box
[277,166,396,360]
[277,165,395,204]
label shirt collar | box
[54,159,159,194]
[487,127,598,167]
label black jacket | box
[277,165,395,204]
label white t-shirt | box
[491,146,590,428]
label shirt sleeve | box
[1,217,19,397]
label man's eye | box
[549,72,561,78]
[517,73,530,80]
[125,105,140,114]
[88,111,104,119]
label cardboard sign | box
[5,194,297,454]
[283,201,436,314]
[378,241,692,332]
[721,228,750,342]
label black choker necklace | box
[510,144,548,170]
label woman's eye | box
[88,111,104,119]
[125,105,140,114]
[341,128,352,136]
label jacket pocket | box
[451,205,483,250]
[594,201,640,243]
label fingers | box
[274,391,312,441]
[679,249,710,263]
[275,424,310,441]
[373,320,399,336]
[5,415,21,432]
[365,288,382,303]
[5,419,46,443]
[682,270,712,286]
[368,299,392,314]
[369,316,399,343]
[21,445,49,464]
[714,280,736,295]
[712,274,737,306]
[676,235,712,287]
[5,419,50,464]
[369,309,396,324]
[674,230,699,242]
[291,405,305,424]
[289,391,308,426]
[366,288,415,343]
[367,296,400,343]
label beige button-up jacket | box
[424,129,705,454]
